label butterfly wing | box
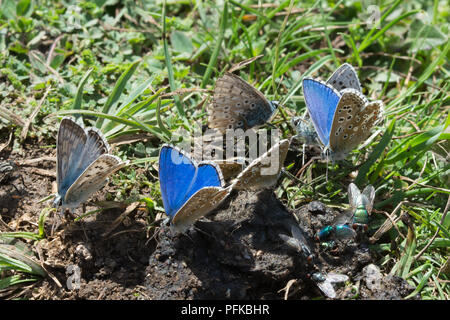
[159,145,226,220]
[208,72,277,133]
[158,145,199,217]
[56,118,88,199]
[326,63,361,92]
[171,186,231,233]
[65,127,111,190]
[213,159,245,180]
[361,185,375,215]
[170,161,228,232]
[63,154,126,209]
[230,139,289,190]
[302,78,341,147]
[80,128,110,167]
[186,162,225,198]
[328,89,383,159]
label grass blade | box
[96,60,141,129]
[72,68,93,121]
[201,0,228,89]
[162,0,184,118]
[355,119,396,185]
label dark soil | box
[0,136,417,300]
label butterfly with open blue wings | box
[158,144,232,233]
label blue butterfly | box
[158,144,231,232]
[293,64,362,145]
[302,70,384,160]
[54,117,127,210]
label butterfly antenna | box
[228,54,263,73]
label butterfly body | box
[208,72,278,133]
[292,116,320,146]
[54,117,127,210]
[302,64,383,160]
[158,144,231,232]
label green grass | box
[0,0,449,299]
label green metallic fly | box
[348,183,376,231]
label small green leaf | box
[170,31,194,55]
[72,68,93,112]
[1,0,16,20]
[16,0,33,17]
[407,19,447,53]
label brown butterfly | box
[208,72,278,133]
